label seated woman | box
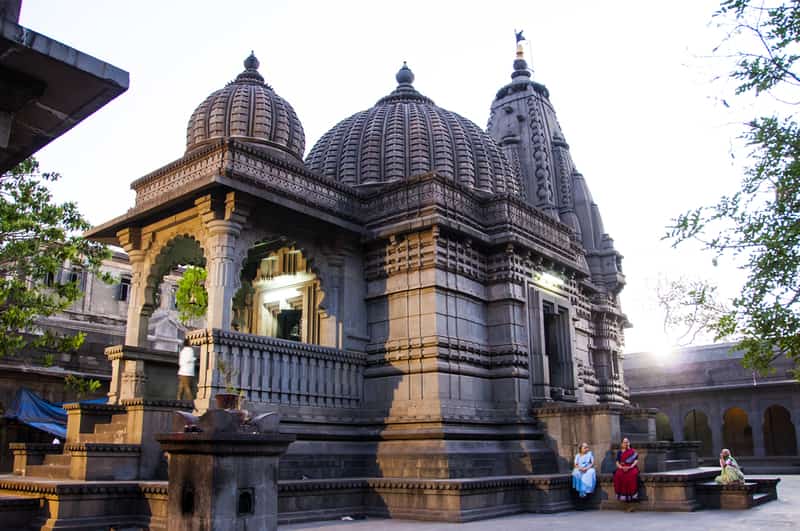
[613,437,640,502]
[572,442,596,497]
[715,448,745,485]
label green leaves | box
[667,0,800,380]
[719,0,800,95]
[175,266,208,324]
[0,158,109,358]
[64,374,102,400]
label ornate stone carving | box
[526,96,556,216]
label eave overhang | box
[0,17,129,172]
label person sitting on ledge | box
[572,442,596,498]
[613,437,640,504]
[715,448,745,485]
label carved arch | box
[143,234,207,309]
[232,227,333,312]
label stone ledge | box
[0,478,146,496]
[532,403,656,416]
[62,402,124,413]
[598,469,717,484]
[104,344,178,364]
[8,443,61,453]
[121,398,194,409]
[279,474,570,493]
[66,443,141,455]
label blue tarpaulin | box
[3,388,106,439]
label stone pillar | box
[670,408,683,442]
[157,411,294,531]
[118,228,153,347]
[749,406,765,457]
[709,408,723,457]
[204,220,241,330]
[794,418,800,455]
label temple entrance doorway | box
[542,301,574,400]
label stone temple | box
[0,44,779,528]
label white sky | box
[20,0,760,354]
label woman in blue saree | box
[572,442,596,497]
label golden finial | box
[514,29,525,59]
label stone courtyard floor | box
[281,475,798,531]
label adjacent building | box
[625,343,800,472]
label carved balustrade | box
[188,329,366,409]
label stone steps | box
[694,479,781,509]
[43,453,71,466]
[752,492,772,506]
[79,430,127,444]
[664,459,690,471]
[24,464,70,479]
[64,443,141,481]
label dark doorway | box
[764,405,798,456]
[723,407,754,457]
[277,309,302,341]
[542,302,573,400]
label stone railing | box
[188,329,366,409]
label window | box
[237,488,254,516]
[67,267,84,290]
[117,276,131,302]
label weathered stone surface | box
[158,430,295,531]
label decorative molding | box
[188,328,366,365]
[65,443,141,454]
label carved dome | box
[186,52,305,160]
[306,63,520,195]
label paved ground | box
[281,475,798,531]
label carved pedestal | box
[158,419,294,531]
[105,344,180,404]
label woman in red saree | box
[613,437,639,502]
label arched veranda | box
[683,409,713,457]
[723,407,754,457]
[764,404,798,456]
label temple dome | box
[186,52,305,160]
[306,63,520,195]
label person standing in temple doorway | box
[177,337,196,400]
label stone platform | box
[0,469,782,529]
[281,474,798,531]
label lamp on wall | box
[534,271,564,290]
